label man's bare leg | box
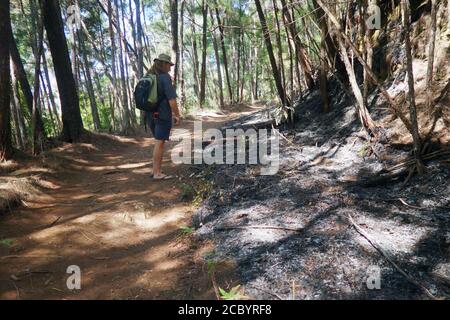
[152,139,165,177]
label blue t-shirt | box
[147,73,177,122]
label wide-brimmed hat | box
[154,53,175,66]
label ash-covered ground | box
[191,83,450,300]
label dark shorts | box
[148,116,172,141]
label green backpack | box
[134,73,159,112]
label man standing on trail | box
[147,53,181,180]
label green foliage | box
[192,180,214,206]
[0,239,14,247]
[358,142,371,157]
[219,285,247,300]
[179,225,194,234]
[179,183,196,201]
[272,104,295,125]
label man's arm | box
[169,98,181,125]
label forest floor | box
[0,103,266,299]
[193,82,450,300]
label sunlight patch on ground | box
[117,162,148,169]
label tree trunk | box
[210,9,224,109]
[107,0,122,130]
[189,4,200,101]
[312,0,347,83]
[31,0,44,155]
[199,0,208,108]
[179,0,186,112]
[10,67,27,149]
[255,0,289,106]
[79,32,101,131]
[39,72,57,135]
[41,0,84,142]
[336,33,377,136]
[0,0,12,160]
[170,0,179,87]
[42,47,61,130]
[280,0,315,90]
[135,0,146,126]
[426,0,437,109]
[272,0,286,96]
[10,83,24,150]
[9,29,46,135]
[113,0,131,131]
[215,5,233,104]
[401,0,424,174]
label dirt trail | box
[0,104,262,300]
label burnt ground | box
[192,83,450,300]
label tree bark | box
[113,0,131,131]
[215,5,233,104]
[41,0,84,142]
[426,0,437,109]
[79,31,101,131]
[401,0,424,173]
[255,0,289,106]
[0,0,12,160]
[10,67,27,149]
[170,0,179,87]
[9,29,46,135]
[42,47,61,130]
[336,33,377,136]
[179,0,186,112]
[199,0,208,108]
[210,9,224,109]
[189,4,200,100]
[280,0,314,90]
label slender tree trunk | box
[426,0,437,109]
[9,29,45,136]
[210,9,224,109]
[401,0,424,173]
[107,1,122,131]
[113,0,131,130]
[179,0,186,112]
[10,83,24,150]
[135,0,146,126]
[253,44,259,101]
[42,48,61,130]
[312,0,347,83]
[41,0,84,142]
[31,0,45,154]
[363,1,374,104]
[0,0,12,160]
[255,0,289,106]
[10,68,27,149]
[199,0,208,108]
[189,4,200,100]
[79,32,101,130]
[280,0,314,90]
[170,0,179,87]
[39,72,57,135]
[336,33,377,135]
[215,5,233,104]
[272,0,286,95]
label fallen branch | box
[247,285,283,300]
[216,225,303,233]
[40,216,61,229]
[346,213,439,300]
[1,254,63,260]
[383,148,450,173]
